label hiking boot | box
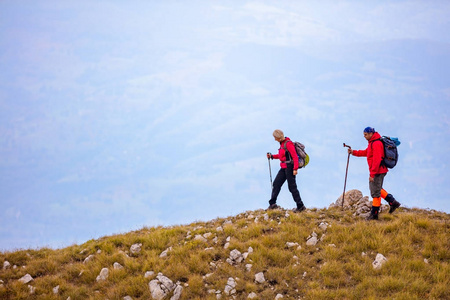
[366,206,380,221]
[385,194,401,214]
[389,200,401,214]
[292,206,306,213]
[267,204,280,210]
[366,213,378,221]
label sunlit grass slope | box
[1,207,448,299]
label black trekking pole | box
[342,143,351,210]
[267,153,273,190]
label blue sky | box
[1,1,449,251]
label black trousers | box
[269,165,304,208]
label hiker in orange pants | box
[348,127,401,220]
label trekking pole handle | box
[343,143,351,149]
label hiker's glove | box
[267,153,273,159]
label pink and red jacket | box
[352,132,388,178]
[272,137,299,170]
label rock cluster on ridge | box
[329,189,388,217]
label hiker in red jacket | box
[267,129,306,213]
[349,127,401,220]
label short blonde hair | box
[273,129,284,140]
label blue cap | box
[364,127,375,133]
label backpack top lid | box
[389,137,401,146]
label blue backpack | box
[373,136,400,169]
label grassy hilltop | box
[0,207,449,299]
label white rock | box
[306,236,318,246]
[424,258,429,264]
[123,296,133,300]
[255,272,265,284]
[264,214,269,221]
[248,247,254,253]
[83,254,95,264]
[113,262,124,270]
[224,277,236,295]
[372,253,388,270]
[216,226,223,232]
[160,247,173,258]
[224,242,230,249]
[328,244,336,248]
[228,249,243,265]
[230,249,243,261]
[53,285,60,294]
[28,285,36,294]
[171,284,183,300]
[145,271,155,278]
[149,280,166,300]
[18,274,33,284]
[203,232,213,239]
[318,222,328,231]
[130,243,142,255]
[286,242,299,248]
[149,274,176,300]
[248,292,258,299]
[157,273,175,292]
[96,268,109,282]
[205,247,214,251]
[194,235,207,243]
[245,264,253,271]
[3,261,11,270]
[275,294,284,299]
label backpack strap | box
[370,138,386,166]
[282,140,294,164]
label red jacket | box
[272,137,299,170]
[352,132,388,178]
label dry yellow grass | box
[0,207,448,299]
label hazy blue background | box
[1,1,449,251]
